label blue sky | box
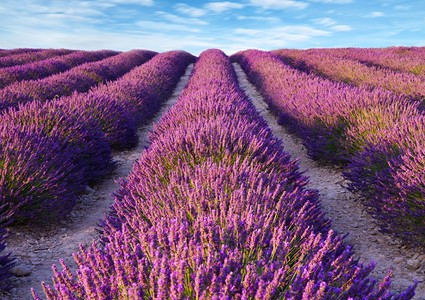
[1,0,424,55]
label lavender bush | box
[378,46,425,62]
[317,47,425,77]
[102,50,195,123]
[0,50,155,111]
[0,50,194,224]
[232,49,425,247]
[0,123,84,224]
[60,92,138,150]
[0,48,73,68]
[0,48,41,58]
[0,50,118,88]
[273,48,425,103]
[61,50,195,149]
[2,100,113,187]
[35,49,416,299]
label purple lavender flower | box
[232,49,425,247]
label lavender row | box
[381,46,425,60]
[0,50,194,289]
[316,47,425,77]
[273,48,425,103]
[0,49,154,111]
[232,49,425,248]
[34,49,416,299]
[0,49,73,68]
[0,50,194,224]
[0,50,118,89]
[61,50,196,150]
[0,48,41,58]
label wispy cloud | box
[234,28,262,35]
[309,0,353,3]
[394,5,411,10]
[136,20,201,32]
[235,25,330,40]
[367,11,385,18]
[104,0,154,5]
[331,25,352,31]
[313,17,336,26]
[249,0,308,10]
[156,11,208,25]
[236,15,280,22]
[227,25,330,52]
[205,2,245,13]
[174,3,207,17]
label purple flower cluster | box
[0,48,73,68]
[0,50,118,88]
[61,50,195,149]
[0,50,194,224]
[0,49,156,111]
[273,48,425,103]
[0,50,194,289]
[0,48,42,59]
[382,46,425,60]
[98,50,196,126]
[315,47,425,77]
[35,49,416,299]
[232,49,425,247]
[0,100,110,223]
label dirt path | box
[233,62,425,298]
[2,63,194,300]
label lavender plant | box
[102,50,195,123]
[35,49,416,299]
[1,100,113,185]
[60,92,138,150]
[0,124,84,223]
[0,50,117,88]
[318,47,425,77]
[0,48,41,59]
[273,48,425,103]
[0,48,73,68]
[0,50,155,111]
[232,49,425,247]
[60,50,195,150]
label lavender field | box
[1,47,424,299]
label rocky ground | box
[233,62,425,299]
[1,64,194,300]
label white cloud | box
[156,11,208,25]
[394,5,411,10]
[205,2,245,13]
[0,26,215,55]
[313,17,336,26]
[237,15,280,22]
[309,0,353,3]
[228,26,331,53]
[331,25,352,31]
[234,28,262,35]
[367,11,385,17]
[249,0,308,10]
[136,20,201,32]
[235,25,330,40]
[104,0,154,5]
[174,3,207,17]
